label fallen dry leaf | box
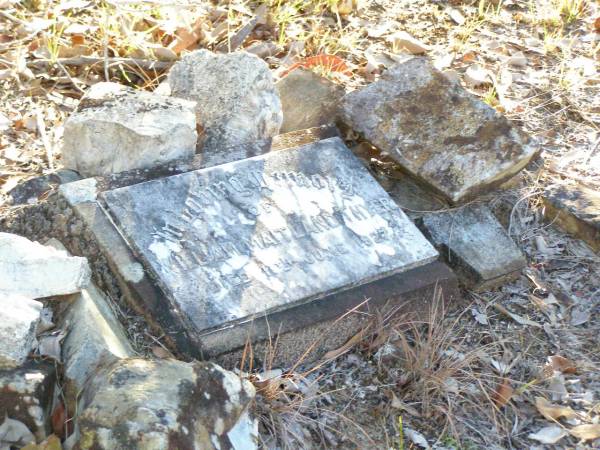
[151,345,174,359]
[322,325,369,360]
[405,428,430,449]
[492,378,514,407]
[493,304,541,328]
[535,396,577,421]
[528,425,567,444]
[388,31,428,55]
[569,424,600,442]
[547,355,577,374]
[464,63,493,88]
[281,54,352,78]
[51,400,73,439]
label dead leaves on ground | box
[570,424,600,442]
[492,377,514,407]
[545,354,577,375]
[281,54,353,78]
[535,396,576,421]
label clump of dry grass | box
[235,288,530,448]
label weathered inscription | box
[102,137,438,333]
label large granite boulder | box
[0,233,90,298]
[0,295,42,368]
[167,50,282,152]
[62,82,197,177]
[340,57,539,203]
[76,358,255,449]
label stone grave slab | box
[102,137,439,348]
[417,204,526,290]
[340,58,540,203]
[58,135,459,365]
[543,182,600,252]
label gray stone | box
[340,57,539,203]
[62,82,197,177]
[197,125,340,171]
[276,68,345,133]
[418,204,526,290]
[101,137,438,345]
[0,233,91,298]
[374,168,450,218]
[543,182,600,252]
[56,128,456,366]
[59,281,135,412]
[0,295,42,368]
[8,169,80,205]
[0,361,56,441]
[76,358,255,450]
[167,50,282,152]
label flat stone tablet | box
[102,137,438,335]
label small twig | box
[102,7,109,81]
[35,109,54,170]
[54,59,87,94]
[216,16,258,53]
[0,10,28,27]
[27,56,173,71]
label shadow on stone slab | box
[276,67,345,134]
[0,360,56,441]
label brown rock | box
[340,57,539,203]
[276,68,345,133]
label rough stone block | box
[76,358,255,450]
[101,137,438,357]
[0,233,90,298]
[62,82,197,177]
[0,295,42,368]
[0,361,55,441]
[543,182,600,252]
[59,282,134,411]
[8,169,80,206]
[417,204,527,290]
[340,57,539,203]
[167,50,282,152]
[276,68,345,133]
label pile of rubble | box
[1,49,596,449]
[0,233,255,449]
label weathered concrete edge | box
[210,261,460,368]
[216,261,462,368]
[65,199,205,359]
[543,195,600,252]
